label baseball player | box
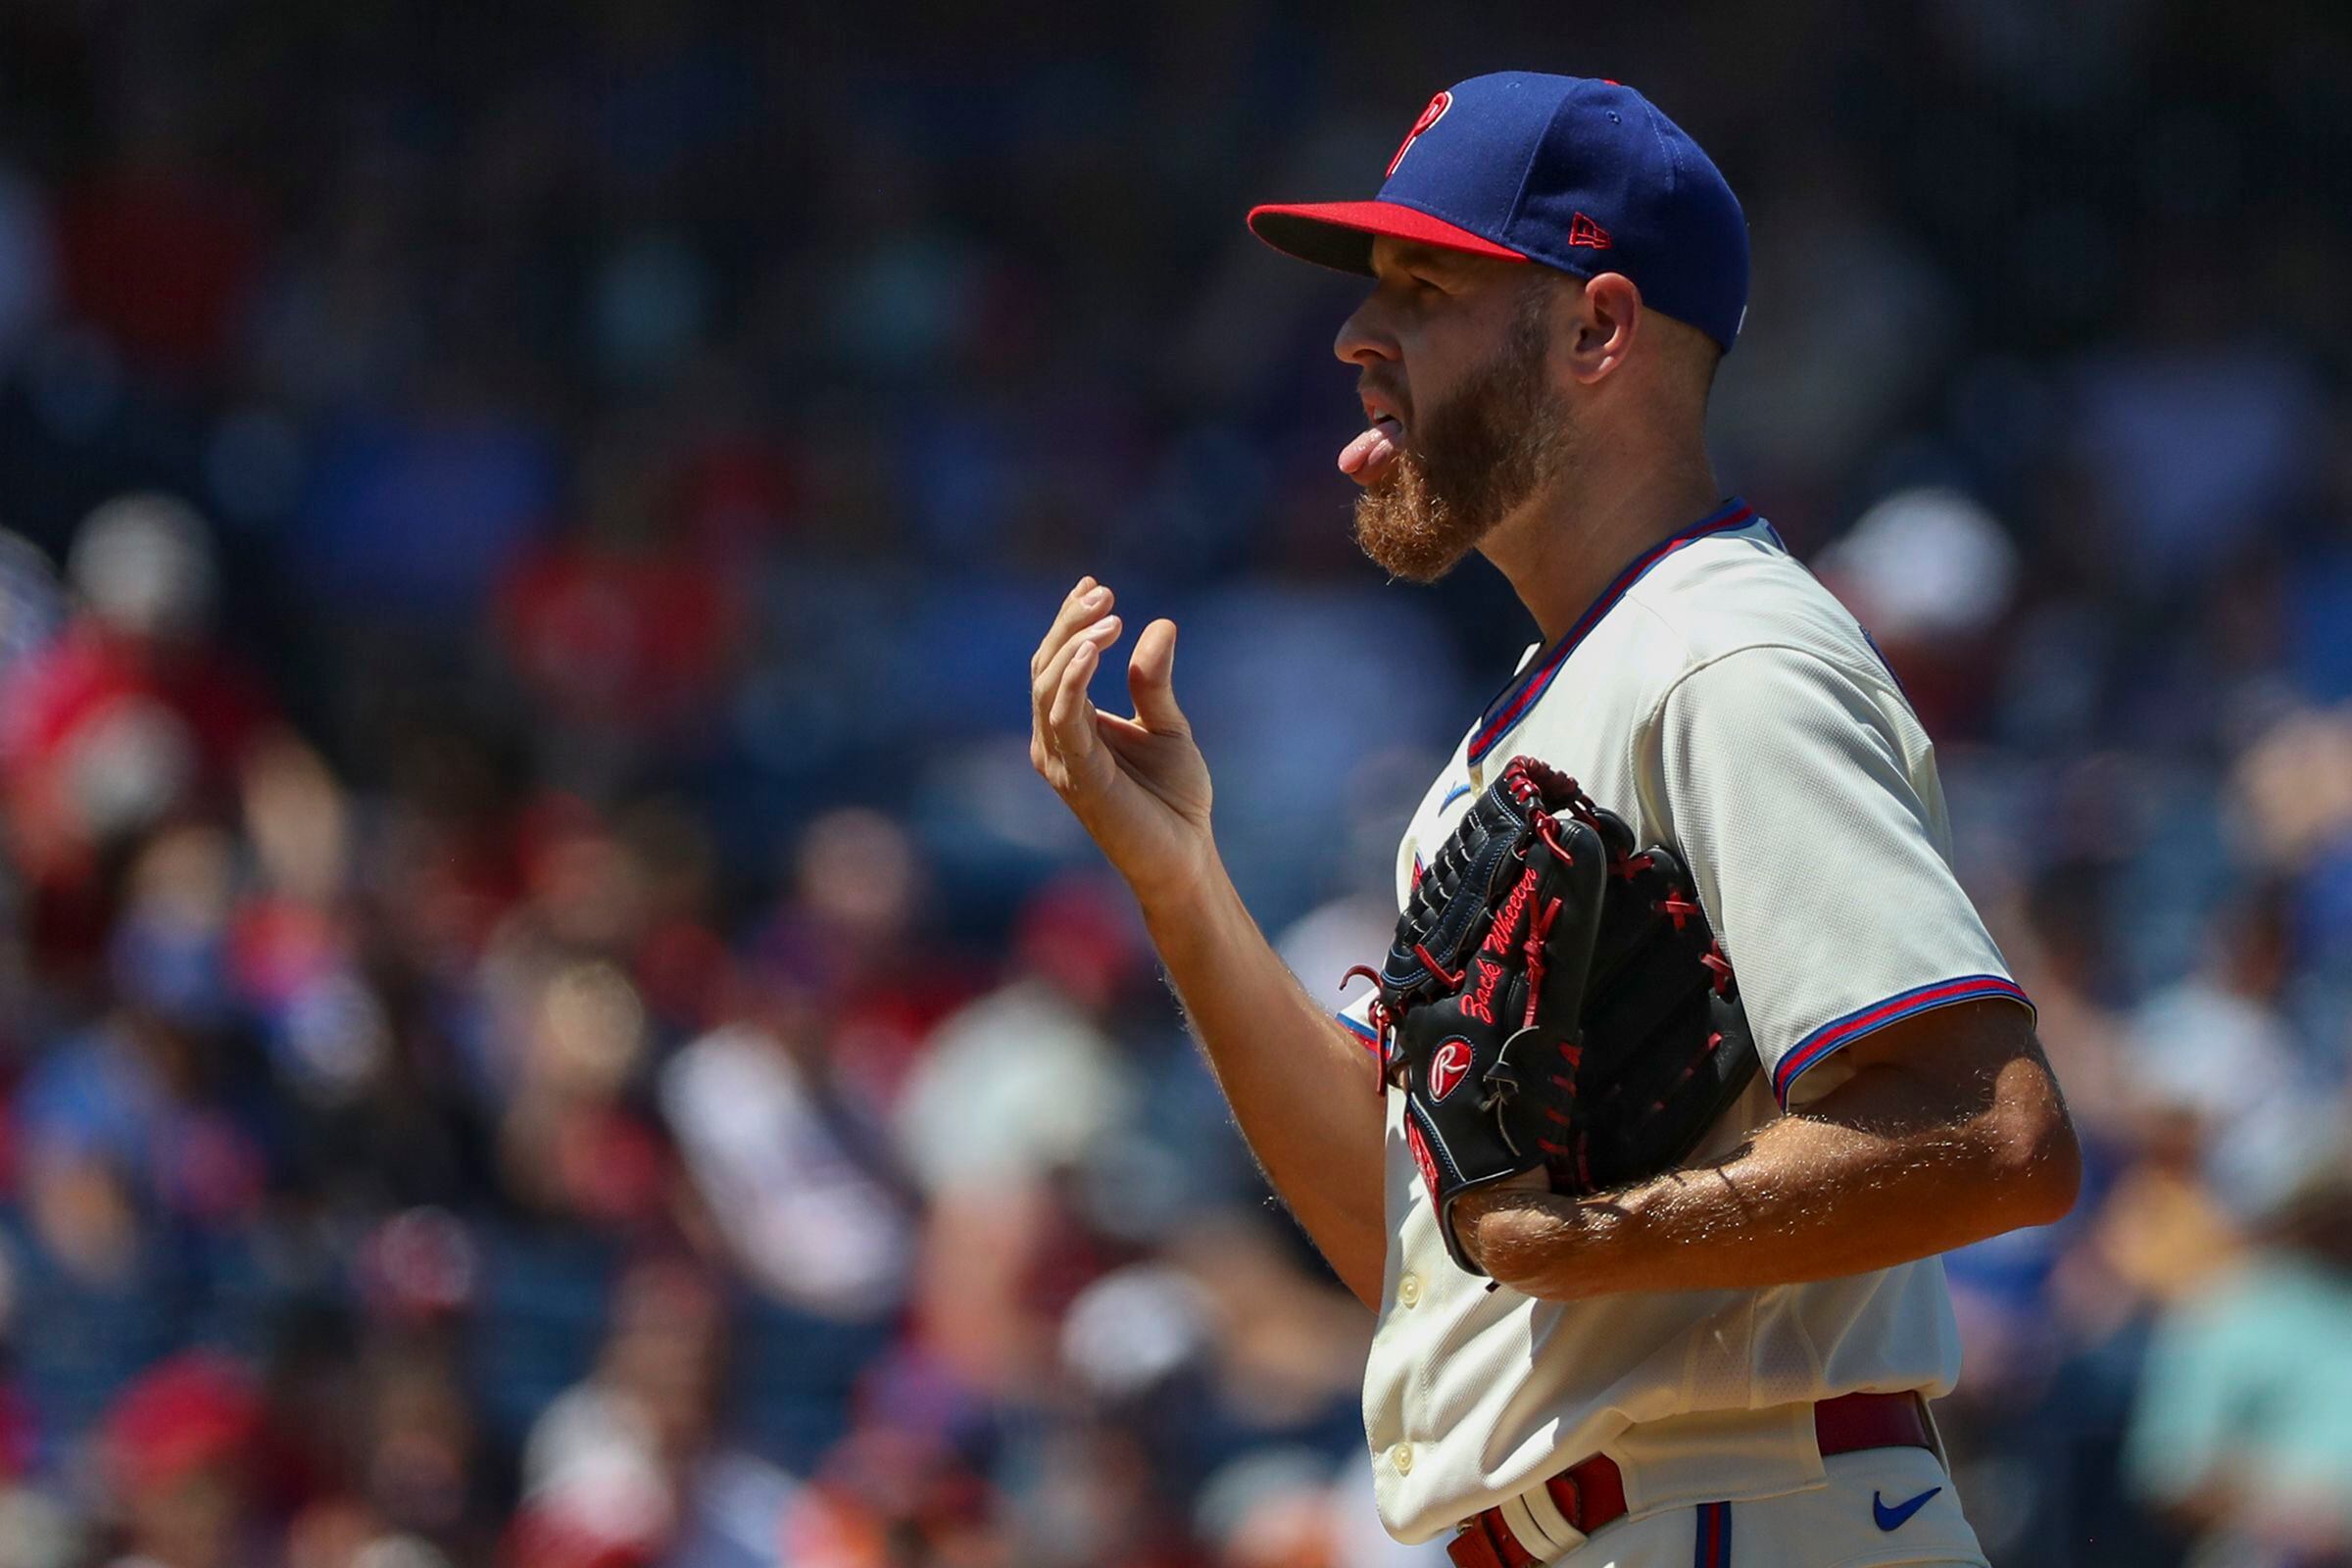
[1028,72,2078,1567]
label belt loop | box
[1917,1393,1950,1472]
[1517,1478,1590,1558]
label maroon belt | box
[1445,1392,1935,1568]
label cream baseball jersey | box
[1336,498,2030,1548]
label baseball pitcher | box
[1029,72,2077,1567]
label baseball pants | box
[1545,1447,1985,1567]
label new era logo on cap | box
[1247,72,1751,352]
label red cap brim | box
[1246,200,1529,274]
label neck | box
[1479,441,1723,645]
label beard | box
[1352,288,1579,583]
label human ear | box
[1562,272,1642,385]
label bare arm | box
[1455,999,2080,1299]
[1137,860,1389,1306]
[1030,579,1388,1306]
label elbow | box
[2033,1112,2084,1225]
[1988,1092,2082,1231]
[1461,1191,1595,1300]
[1475,1205,1556,1294]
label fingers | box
[1031,577,1115,683]
[1030,577,1119,749]
[1044,616,1119,760]
[1035,612,1120,717]
[1126,618,1188,735]
[1032,599,1122,767]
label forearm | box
[1139,854,1389,1306]
[1464,1045,2078,1300]
[1022,583,1388,1304]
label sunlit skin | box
[1337,242,1559,486]
[1341,251,1574,585]
[1334,236,1724,633]
[1028,234,2079,1310]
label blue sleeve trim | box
[1772,974,2033,1106]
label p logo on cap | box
[1387,90,1453,178]
[1248,72,1752,353]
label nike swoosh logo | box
[1873,1486,1941,1531]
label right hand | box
[1029,577,1214,904]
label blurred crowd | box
[0,2,2349,1565]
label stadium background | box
[0,2,2348,1564]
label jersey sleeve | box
[1648,645,2030,1108]
[1337,992,1383,1055]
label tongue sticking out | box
[1340,416,1405,482]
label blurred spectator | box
[506,1260,736,1568]
[1195,1447,1342,1568]
[752,808,975,1112]
[95,1354,263,1568]
[1,497,272,903]
[776,1417,1009,1568]
[894,877,1143,1198]
[495,436,742,793]
[491,960,670,1233]
[0,530,63,683]
[2128,1167,2352,1566]
[2128,890,2336,1220]
[262,1339,482,1568]
[896,877,1147,1399]
[1814,486,2020,737]
[232,737,394,1115]
[661,1000,915,1323]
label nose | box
[1333,290,1399,368]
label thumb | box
[1127,618,1189,733]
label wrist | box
[1128,839,1229,930]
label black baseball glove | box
[1349,756,1758,1275]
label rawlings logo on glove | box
[1349,757,1760,1276]
[1428,1040,1472,1100]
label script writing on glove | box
[1348,757,1759,1275]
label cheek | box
[1397,322,1498,419]
[1390,283,1524,420]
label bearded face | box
[1352,283,1580,583]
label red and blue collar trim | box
[1467,498,1770,766]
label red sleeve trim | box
[1772,974,2032,1106]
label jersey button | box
[1397,1273,1422,1308]
[1391,1443,1415,1475]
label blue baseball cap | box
[1249,73,1750,351]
